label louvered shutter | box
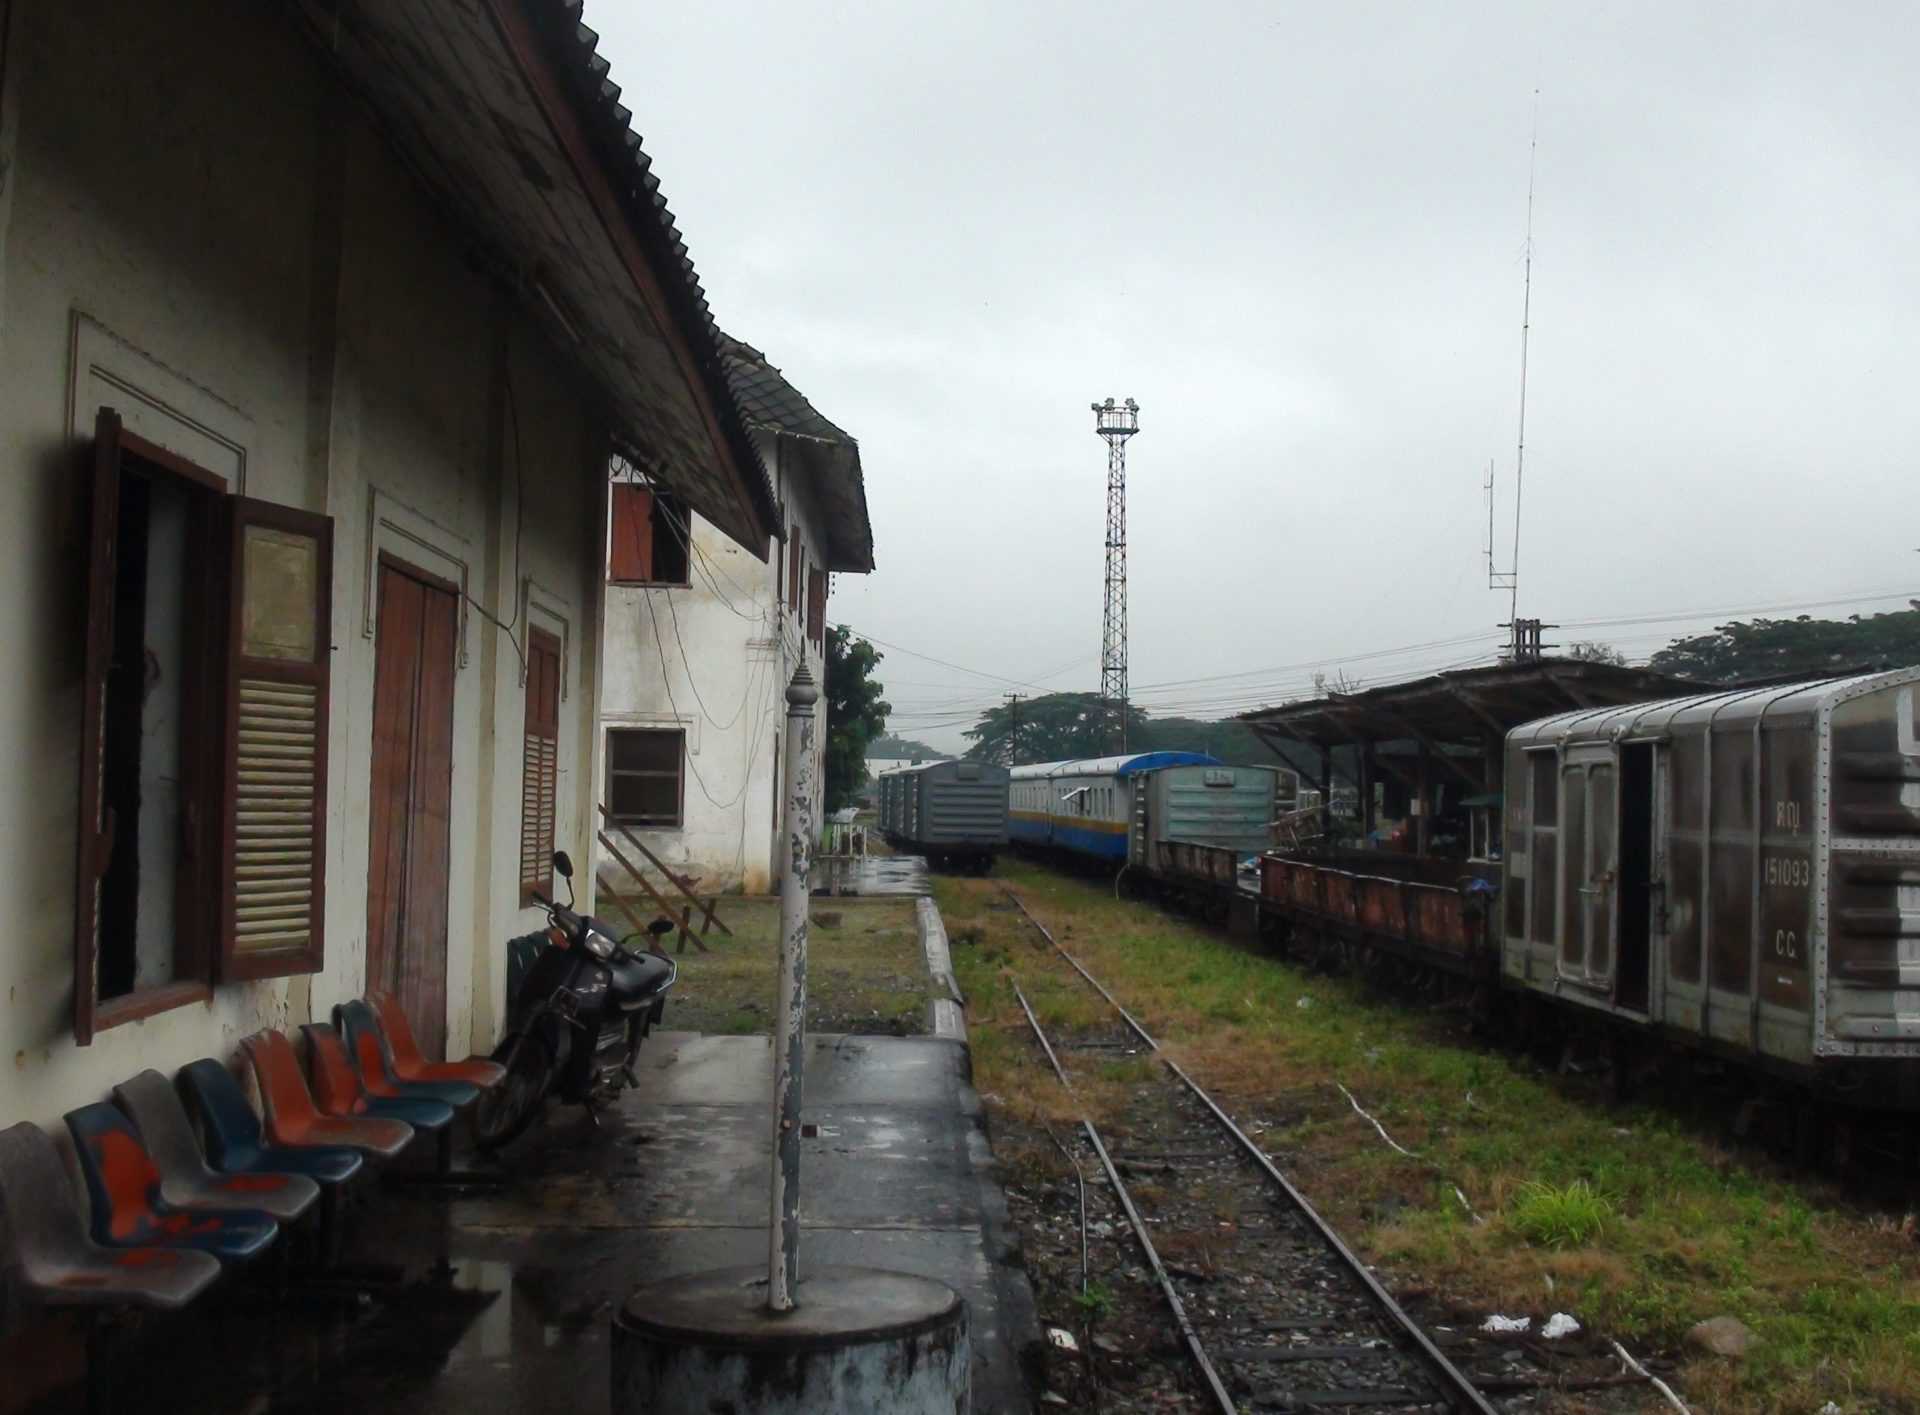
[609,484,654,582]
[807,569,826,645]
[219,498,332,981]
[520,629,561,905]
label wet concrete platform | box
[24,1032,1036,1415]
[810,852,929,896]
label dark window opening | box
[1616,743,1654,1012]
[608,484,690,585]
[607,727,685,828]
[98,461,218,1002]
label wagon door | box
[1556,748,1618,991]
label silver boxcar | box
[1501,666,1920,1094]
[878,760,1010,872]
[1130,762,1298,877]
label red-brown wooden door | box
[366,559,456,1058]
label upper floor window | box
[608,483,690,585]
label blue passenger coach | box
[1009,752,1221,862]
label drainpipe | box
[767,663,818,1311]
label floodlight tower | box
[1091,397,1139,755]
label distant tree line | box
[1648,605,1920,684]
[960,691,1317,777]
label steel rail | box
[1003,886,1499,1415]
[1011,981,1238,1415]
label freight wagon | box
[1247,667,1920,1120]
[876,760,1009,873]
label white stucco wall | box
[598,429,831,895]
[0,0,608,1126]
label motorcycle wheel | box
[472,1032,552,1150]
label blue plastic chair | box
[178,1059,363,1186]
[335,999,479,1108]
[63,1104,278,1262]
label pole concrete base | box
[611,1265,969,1415]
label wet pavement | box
[25,1031,1036,1415]
[810,852,930,896]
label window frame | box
[607,482,691,587]
[75,410,333,1038]
[606,726,687,830]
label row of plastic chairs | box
[0,991,504,1328]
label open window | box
[607,483,690,586]
[75,410,332,1042]
[606,727,685,829]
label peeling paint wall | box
[598,428,830,896]
[0,0,607,1125]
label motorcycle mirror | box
[552,850,574,880]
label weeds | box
[944,860,1920,1413]
[1072,1281,1115,1320]
[1507,1179,1615,1248]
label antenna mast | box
[1490,94,1539,661]
[1091,398,1138,754]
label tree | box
[1566,640,1628,666]
[867,733,940,761]
[822,627,889,812]
[963,693,1149,765]
[1648,606,1920,685]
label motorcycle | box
[472,849,677,1149]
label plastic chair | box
[112,1071,318,1225]
[336,1000,479,1108]
[0,1121,220,1309]
[239,1030,413,1159]
[63,1105,278,1262]
[367,990,506,1089]
[177,1059,363,1186]
[300,1024,455,1134]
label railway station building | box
[596,337,874,897]
[0,0,781,1129]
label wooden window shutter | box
[218,497,333,981]
[609,484,654,582]
[73,409,127,1045]
[520,628,562,905]
[807,569,826,645]
[788,525,801,614]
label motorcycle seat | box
[606,951,673,1012]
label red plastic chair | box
[239,1031,413,1160]
[368,990,506,1089]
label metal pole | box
[768,663,818,1312]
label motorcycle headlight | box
[582,928,615,960]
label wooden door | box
[366,559,457,1058]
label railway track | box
[1002,884,1500,1415]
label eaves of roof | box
[284,0,778,556]
[717,334,875,574]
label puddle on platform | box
[810,853,929,896]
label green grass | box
[1508,1179,1615,1248]
[944,859,1920,1415]
[658,896,930,1036]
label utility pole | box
[1002,692,1023,766]
[1091,397,1139,755]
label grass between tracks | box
[944,860,1920,1415]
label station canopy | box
[1237,659,1706,771]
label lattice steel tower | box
[1091,397,1139,754]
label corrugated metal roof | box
[283,0,778,555]
[716,333,875,574]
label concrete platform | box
[19,1032,1037,1415]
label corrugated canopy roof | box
[717,334,875,574]
[1237,660,1708,752]
[285,0,777,556]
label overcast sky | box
[590,2,1920,751]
